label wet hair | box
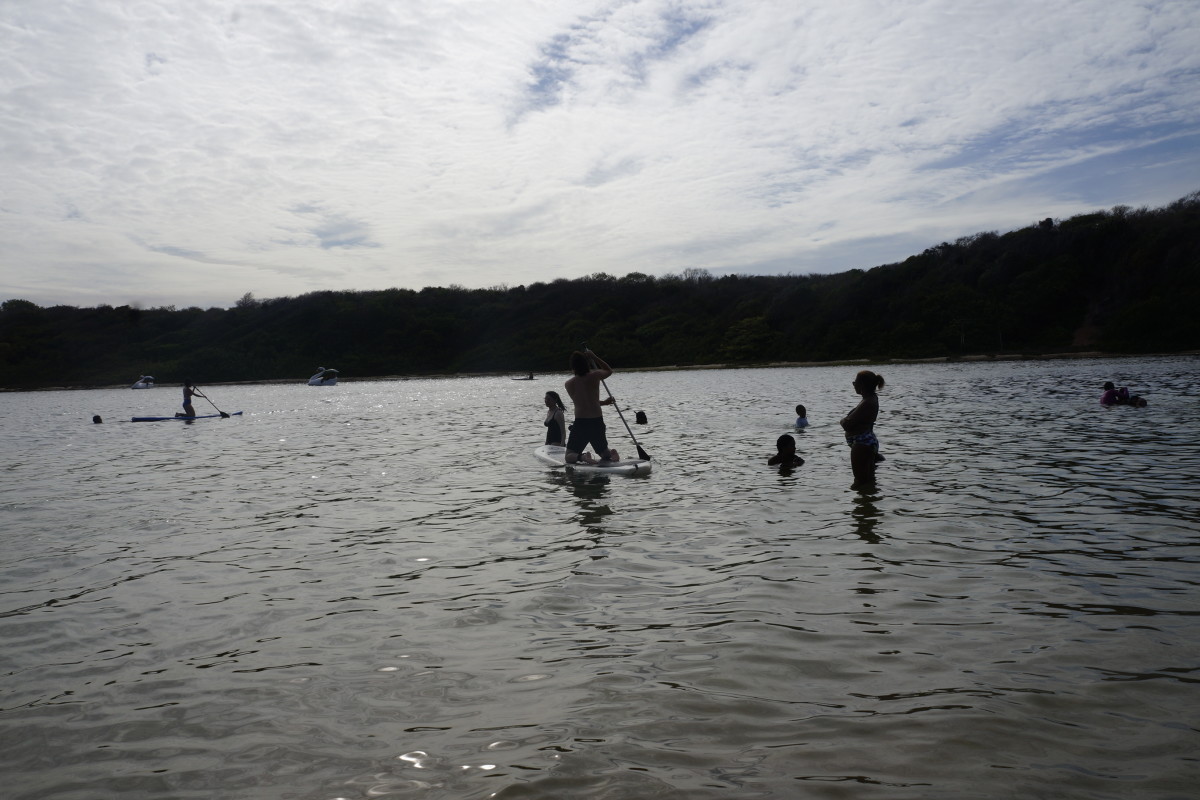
[776,434,796,451]
[92,415,103,424]
[1103,381,1115,391]
[635,410,648,424]
[569,351,590,376]
[545,390,565,410]
[854,370,885,391]
[795,404,806,416]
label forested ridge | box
[3,193,1198,390]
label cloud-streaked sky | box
[3,0,1199,309]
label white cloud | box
[2,0,1198,308]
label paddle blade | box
[220,412,230,418]
[636,444,651,461]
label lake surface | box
[2,357,1198,800]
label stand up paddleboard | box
[131,412,243,422]
[534,445,651,476]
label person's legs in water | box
[850,443,877,484]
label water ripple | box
[1,361,1198,798]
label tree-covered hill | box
[3,192,1198,390]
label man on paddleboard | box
[564,350,618,464]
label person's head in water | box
[545,390,564,410]
[795,404,806,417]
[1103,381,1116,391]
[569,351,590,376]
[635,410,647,424]
[853,370,885,394]
[92,415,103,424]
[769,433,804,466]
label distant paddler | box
[178,380,205,418]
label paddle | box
[196,387,230,418]
[581,343,651,461]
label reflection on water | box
[850,491,882,543]
[0,356,1198,800]
[565,478,615,530]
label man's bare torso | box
[565,372,604,418]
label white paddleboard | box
[534,445,652,476]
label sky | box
[2,0,1199,310]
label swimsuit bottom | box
[566,416,609,457]
[845,431,879,448]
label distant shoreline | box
[5,350,1197,392]
[620,350,1200,373]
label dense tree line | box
[2,192,1198,390]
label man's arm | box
[586,352,613,381]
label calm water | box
[2,357,1198,800]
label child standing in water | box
[794,404,809,428]
[840,370,884,484]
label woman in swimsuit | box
[180,380,206,417]
[543,391,566,446]
[841,370,884,485]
